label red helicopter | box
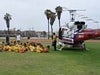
[57,10,100,50]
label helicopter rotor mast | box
[67,9,85,22]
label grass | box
[0,40,100,75]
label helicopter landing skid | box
[57,41,86,51]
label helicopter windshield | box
[62,29,69,38]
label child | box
[36,43,44,53]
[29,43,36,52]
[43,45,50,53]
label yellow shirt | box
[52,35,57,42]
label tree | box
[55,6,63,29]
[45,9,52,39]
[42,31,47,37]
[4,13,11,45]
[50,12,56,36]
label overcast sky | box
[0,0,100,31]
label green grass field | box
[0,40,100,75]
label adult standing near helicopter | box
[52,33,57,51]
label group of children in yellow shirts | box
[0,41,50,53]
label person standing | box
[52,33,57,51]
[27,36,31,42]
[16,34,21,44]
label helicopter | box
[57,9,100,51]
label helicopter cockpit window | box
[62,29,68,38]
[74,21,86,31]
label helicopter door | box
[58,28,62,39]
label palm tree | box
[45,9,51,39]
[55,6,62,29]
[50,12,56,36]
[4,13,11,45]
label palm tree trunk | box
[59,19,61,29]
[7,21,10,45]
[51,25,53,36]
[48,20,50,39]
[6,27,10,45]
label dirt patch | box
[30,38,52,44]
